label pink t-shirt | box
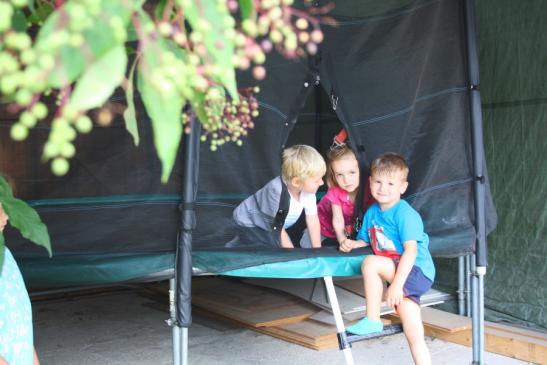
[317,186,356,238]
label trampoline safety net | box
[0,0,497,287]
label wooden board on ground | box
[242,277,368,317]
[425,325,547,365]
[390,307,547,365]
[195,306,339,350]
[421,306,471,333]
[386,307,471,333]
[192,277,318,328]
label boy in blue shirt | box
[340,152,435,365]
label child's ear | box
[290,177,302,188]
[400,181,409,195]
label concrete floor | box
[32,286,532,365]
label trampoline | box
[0,0,497,364]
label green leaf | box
[0,198,51,257]
[0,177,14,198]
[0,177,51,258]
[184,1,239,101]
[154,0,168,20]
[138,68,184,182]
[238,0,254,20]
[12,10,27,32]
[27,2,54,25]
[123,56,140,146]
[192,90,208,127]
[36,2,133,88]
[137,11,184,182]
[70,46,128,110]
[27,0,36,13]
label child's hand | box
[339,238,356,252]
[339,238,366,252]
[386,284,404,308]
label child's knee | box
[362,255,386,274]
[362,255,377,268]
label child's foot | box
[346,317,383,335]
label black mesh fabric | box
[0,0,497,284]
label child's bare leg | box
[397,299,431,365]
[347,255,396,335]
[363,255,396,321]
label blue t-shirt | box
[356,200,435,281]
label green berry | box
[10,123,28,141]
[20,111,37,128]
[75,115,93,133]
[51,157,70,176]
[43,141,59,159]
[59,142,76,158]
[32,102,48,119]
[0,4,14,32]
[15,88,32,106]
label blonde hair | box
[370,152,409,180]
[281,145,326,181]
[325,144,358,188]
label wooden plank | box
[387,306,471,333]
[191,277,318,328]
[195,306,338,350]
[193,277,306,313]
[422,318,547,365]
[420,307,471,333]
[485,322,547,342]
[484,327,547,365]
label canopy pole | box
[174,115,202,364]
[463,0,488,363]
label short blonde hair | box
[370,152,409,180]
[282,145,326,181]
[325,143,357,188]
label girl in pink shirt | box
[317,142,361,246]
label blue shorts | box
[392,259,433,305]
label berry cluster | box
[1,0,328,175]
[1,0,126,175]
[229,0,330,80]
[195,86,260,150]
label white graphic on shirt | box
[370,223,397,252]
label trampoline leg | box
[173,326,181,365]
[181,327,189,365]
[323,276,355,365]
[458,256,466,316]
[169,278,183,365]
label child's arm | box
[331,204,349,244]
[339,238,367,252]
[386,240,417,308]
[339,213,368,252]
[280,228,294,248]
[305,214,322,248]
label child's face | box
[299,173,324,194]
[331,157,360,193]
[369,170,408,210]
[0,204,8,233]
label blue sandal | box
[346,317,384,335]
